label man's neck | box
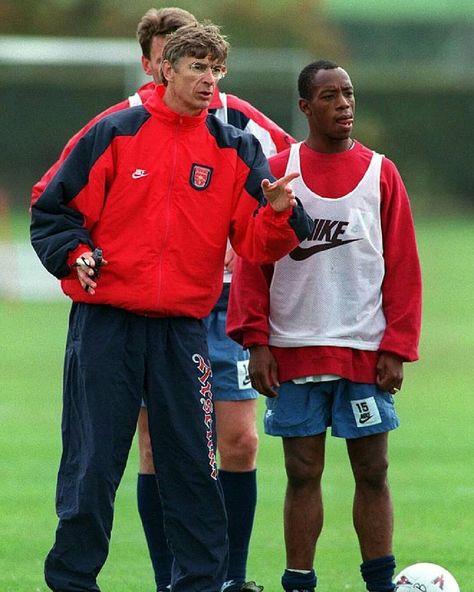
[305,136,354,154]
[162,88,203,117]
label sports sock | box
[360,554,396,592]
[137,473,173,591]
[219,469,257,584]
[281,568,317,591]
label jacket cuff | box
[264,204,292,223]
[243,331,270,349]
[66,244,92,271]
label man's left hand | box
[376,352,404,394]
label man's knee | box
[218,428,259,469]
[352,456,389,490]
[348,432,390,490]
[215,400,259,470]
[283,435,325,487]
[285,452,324,487]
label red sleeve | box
[379,157,422,361]
[229,185,306,265]
[227,150,292,346]
[31,98,130,207]
[227,256,274,347]
[228,140,311,264]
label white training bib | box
[269,142,386,351]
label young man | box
[227,60,422,592]
[32,8,295,592]
[30,23,312,592]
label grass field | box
[1,217,473,591]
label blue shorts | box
[204,309,258,401]
[264,379,399,439]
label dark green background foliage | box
[1,0,473,210]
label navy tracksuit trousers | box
[45,303,228,592]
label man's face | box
[162,55,226,116]
[300,67,355,144]
[141,35,166,83]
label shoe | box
[241,582,264,592]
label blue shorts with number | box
[204,309,258,401]
[264,378,399,439]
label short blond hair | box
[136,7,197,59]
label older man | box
[31,22,311,592]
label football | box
[394,562,460,591]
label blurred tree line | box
[0,0,344,56]
[1,0,472,213]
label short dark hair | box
[136,7,197,59]
[298,59,340,100]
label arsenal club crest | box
[190,164,213,191]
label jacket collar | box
[144,84,209,128]
[140,82,223,109]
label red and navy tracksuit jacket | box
[31,82,294,206]
[31,85,311,318]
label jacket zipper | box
[156,117,181,308]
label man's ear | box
[299,98,311,117]
[161,60,174,85]
[141,55,152,76]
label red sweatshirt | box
[227,141,422,384]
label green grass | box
[1,217,473,591]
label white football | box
[394,562,460,592]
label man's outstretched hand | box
[261,172,300,212]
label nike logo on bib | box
[290,217,361,261]
[290,238,361,260]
